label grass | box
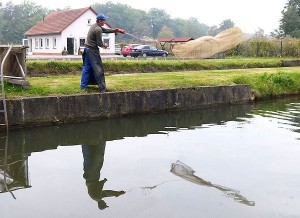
[26,57,293,76]
[4,66,300,99]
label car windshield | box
[134,45,146,49]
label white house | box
[24,7,116,55]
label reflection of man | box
[82,143,125,210]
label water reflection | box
[0,96,299,212]
[82,143,125,209]
[0,135,30,198]
[0,103,252,203]
[250,98,300,134]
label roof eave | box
[25,32,61,36]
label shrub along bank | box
[26,58,299,76]
[228,38,300,57]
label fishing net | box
[172,27,245,60]
[170,160,255,206]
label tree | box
[0,1,49,44]
[131,19,152,43]
[157,25,174,38]
[207,19,235,36]
[169,18,186,37]
[218,19,235,31]
[0,1,239,44]
[254,28,265,38]
[183,17,208,38]
[92,2,148,43]
[270,28,285,38]
[208,25,219,36]
[280,3,300,37]
[287,0,300,14]
[147,8,171,39]
[279,0,300,38]
[0,2,3,43]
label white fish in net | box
[172,27,245,60]
[170,160,255,206]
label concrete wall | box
[3,85,251,129]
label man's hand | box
[103,43,108,49]
[114,28,126,34]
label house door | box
[67,38,74,55]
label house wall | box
[27,9,116,55]
[27,34,62,55]
[62,10,116,55]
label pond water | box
[0,97,300,218]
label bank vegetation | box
[26,58,300,76]
[5,58,300,100]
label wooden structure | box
[158,37,194,50]
[0,45,30,88]
[0,45,29,130]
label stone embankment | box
[3,85,251,130]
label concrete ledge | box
[3,85,251,129]
[281,60,300,67]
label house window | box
[79,38,85,47]
[46,38,49,49]
[35,38,38,49]
[53,37,57,49]
[88,19,91,26]
[103,38,110,48]
[39,38,43,48]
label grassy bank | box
[26,58,295,76]
[5,66,300,99]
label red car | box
[121,44,141,57]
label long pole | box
[0,45,13,132]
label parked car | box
[130,45,168,57]
[121,44,141,57]
[115,44,121,55]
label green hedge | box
[228,38,300,57]
[27,58,287,76]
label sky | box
[3,0,288,34]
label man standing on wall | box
[80,14,126,93]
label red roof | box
[25,7,97,36]
[158,37,194,42]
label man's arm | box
[101,27,116,34]
[101,27,126,34]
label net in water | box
[170,160,255,206]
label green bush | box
[228,37,300,58]
[233,72,300,98]
[27,59,284,76]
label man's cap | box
[96,14,109,20]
